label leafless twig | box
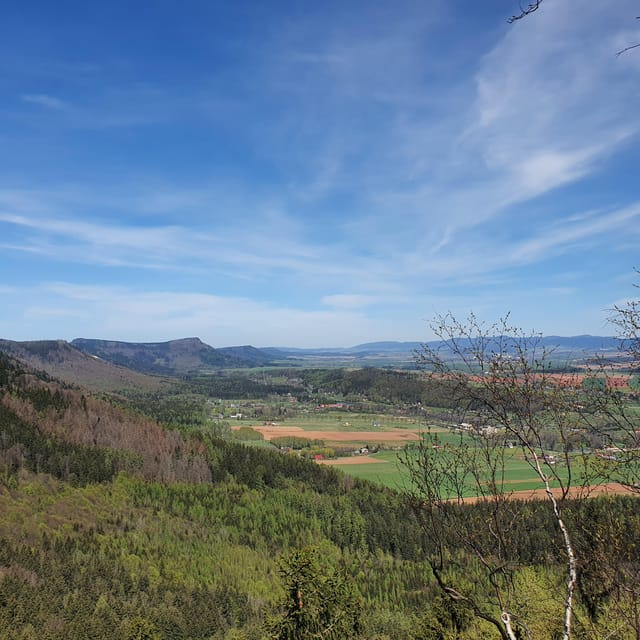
[617,19,640,56]
[507,1,543,24]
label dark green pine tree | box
[268,547,360,640]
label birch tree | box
[403,314,600,640]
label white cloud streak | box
[21,93,67,110]
[507,203,640,265]
[0,216,392,307]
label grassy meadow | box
[325,447,585,494]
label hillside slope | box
[0,339,170,392]
[0,351,211,483]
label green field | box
[328,447,581,495]
[329,450,415,490]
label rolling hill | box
[72,337,277,375]
[0,339,170,392]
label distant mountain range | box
[0,335,625,389]
[71,337,277,374]
[269,335,624,360]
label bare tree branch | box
[616,42,640,57]
[617,19,640,57]
[507,1,544,24]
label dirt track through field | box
[245,425,421,442]
[460,482,633,504]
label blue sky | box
[1,0,639,347]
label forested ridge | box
[1,352,639,638]
[174,368,462,409]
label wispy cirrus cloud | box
[397,201,640,282]
[258,0,640,281]
[0,191,399,294]
[0,212,183,252]
[465,1,639,202]
[506,203,640,265]
[16,83,182,130]
[2,177,640,303]
[21,93,67,110]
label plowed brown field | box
[460,482,632,504]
